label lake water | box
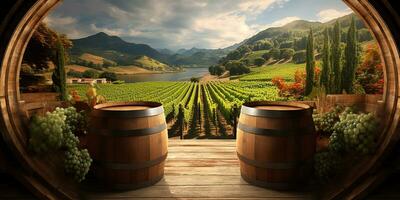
[117,67,209,83]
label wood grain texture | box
[83,140,314,199]
[236,103,315,190]
[0,0,399,199]
[87,103,168,189]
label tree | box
[280,48,294,60]
[100,71,117,81]
[342,17,359,93]
[320,28,331,92]
[305,28,315,96]
[331,20,342,93]
[252,40,273,50]
[294,36,307,51]
[293,50,306,63]
[356,44,383,94]
[262,52,271,61]
[52,36,67,101]
[358,28,373,42]
[254,58,266,67]
[280,41,294,49]
[225,61,250,75]
[269,48,281,60]
[82,70,100,78]
[23,23,72,71]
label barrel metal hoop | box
[240,173,296,190]
[240,101,312,118]
[94,153,168,170]
[91,123,167,137]
[237,152,312,169]
[111,174,164,190]
[92,102,164,118]
[237,123,314,136]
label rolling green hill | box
[133,55,171,71]
[220,13,374,66]
[239,63,305,81]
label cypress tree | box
[52,36,67,101]
[331,21,342,94]
[342,17,358,93]
[305,28,315,96]
[320,28,330,92]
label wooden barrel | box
[236,101,316,190]
[87,102,168,190]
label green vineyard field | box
[68,81,280,138]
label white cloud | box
[45,0,294,49]
[269,16,301,27]
[251,16,300,32]
[238,0,282,14]
[193,13,256,48]
[317,8,352,23]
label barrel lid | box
[92,101,164,118]
[241,101,312,118]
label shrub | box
[209,65,225,76]
[252,40,273,51]
[190,77,200,82]
[254,58,266,67]
[280,41,294,49]
[272,67,320,100]
[67,70,83,78]
[269,48,281,60]
[280,48,295,60]
[82,70,99,78]
[225,61,250,75]
[355,44,383,94]
[262,52,271,61]
[99,71,117,81]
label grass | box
[134,55,169,70]
[239,63,305,81]
[79,53,115,65]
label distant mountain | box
[157,48,175,55]
[70,32,164,65]
[70,32,230,68]
[168,47,232,67]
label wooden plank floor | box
[2,140,400,199]
[85,140,313,199]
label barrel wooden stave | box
[236,102,315,189]
[87,102,168,190]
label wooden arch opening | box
[0,0,399,199]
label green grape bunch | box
[333,112,378,155]
[314,151,342,182]
[64,147,92,182]
[63,128,79,150]
[29,111,66,153]
[328,131,345,153]
[53,107,87,135]
[313,106,344,135]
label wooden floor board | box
[83,140,313,199]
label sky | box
[44,0,353,50]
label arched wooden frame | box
[0,0,399,199]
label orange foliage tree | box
[272,67,320,99]
[356,44,384,94]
